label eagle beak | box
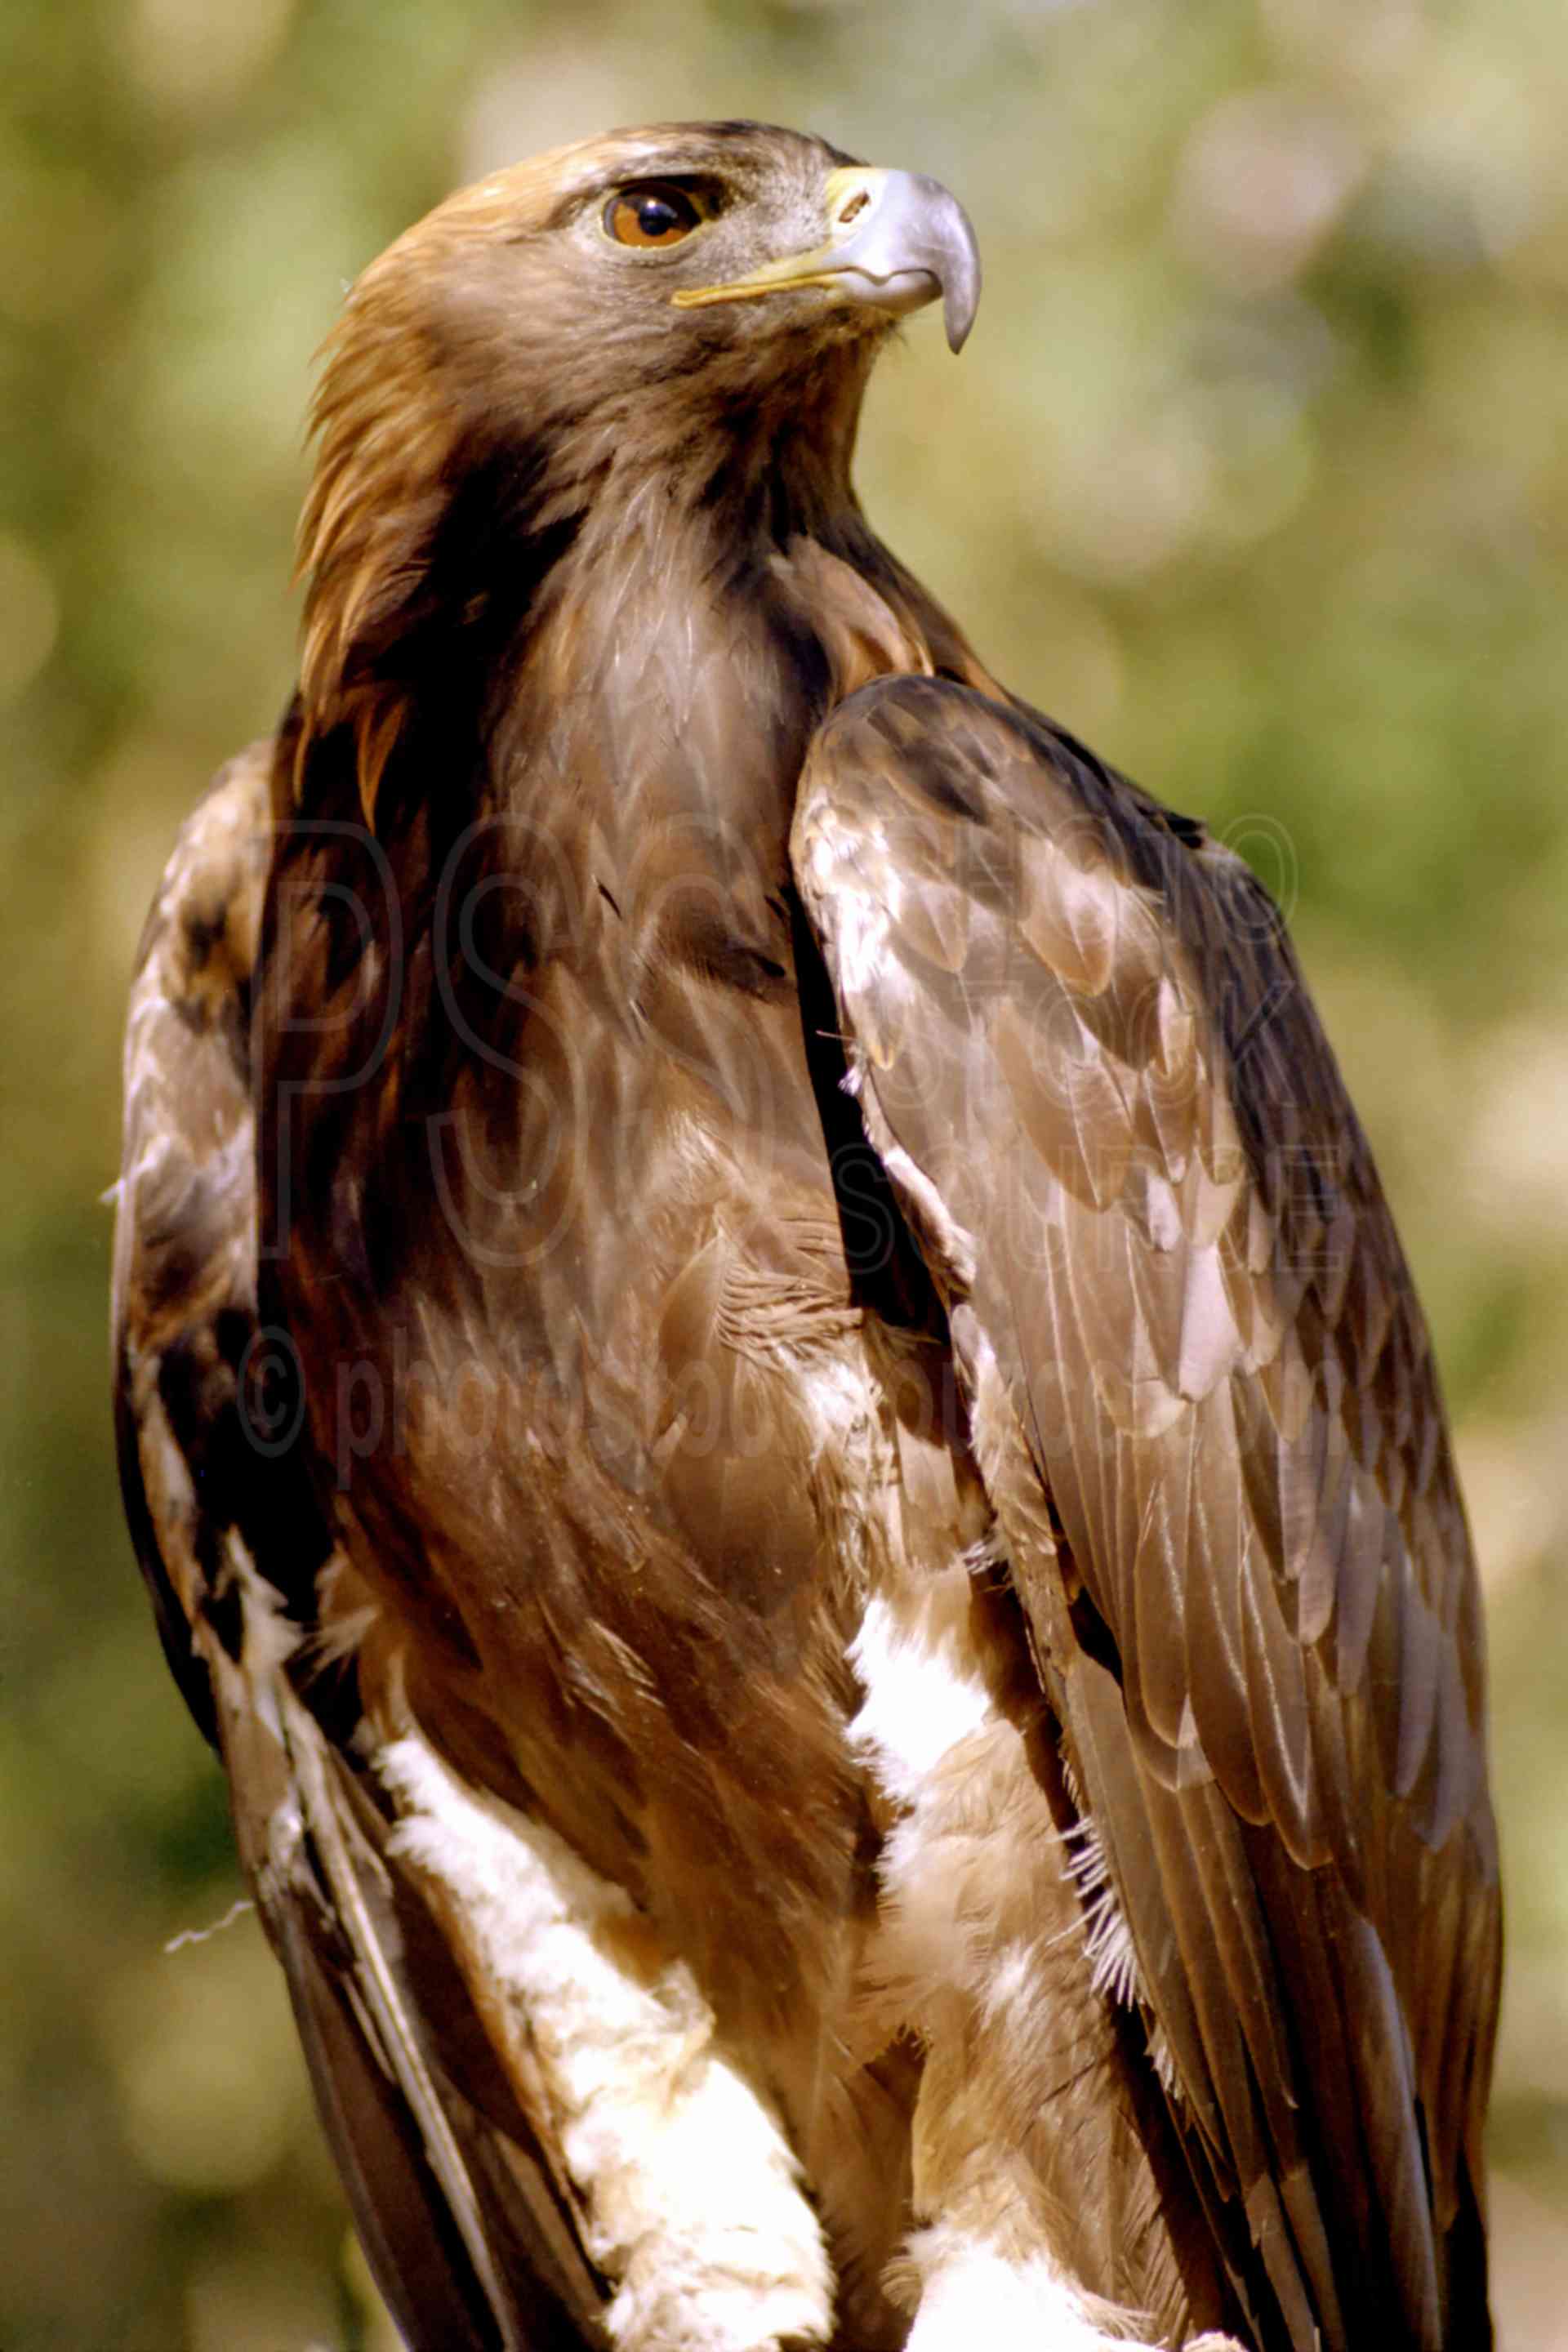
[671,166,981,353]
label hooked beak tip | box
[670,165,982,349]
[859,167,980,353]
[945,286,978,354]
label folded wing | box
[791,675,1499,2350]
[111,742,608,2352]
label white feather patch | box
[902,2224,1167,2350]
[878,1138,978,1291]
[847,1588,995,1811]
[832,885,891,1000]
[1063,1813,1141,2011]
[798,813,900,999]
[804,1357,879,1461]
[377,1731,833,2352]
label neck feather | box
[287,323,986,830]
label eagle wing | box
[791,675,1500,2350]
[111,744,608,2352]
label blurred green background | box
[3,0,1566,2344]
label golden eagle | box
[114,121,1499,2351]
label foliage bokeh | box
[2,0,1565,2343]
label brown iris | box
[604,182,704,249]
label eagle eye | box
[604,181,704,250]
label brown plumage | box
[114,121,1499,2351]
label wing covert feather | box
[792,675,1499,2350]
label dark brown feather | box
[794,674,1500,2348]
[112,746,609,2352]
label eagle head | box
[295,122,978,800]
